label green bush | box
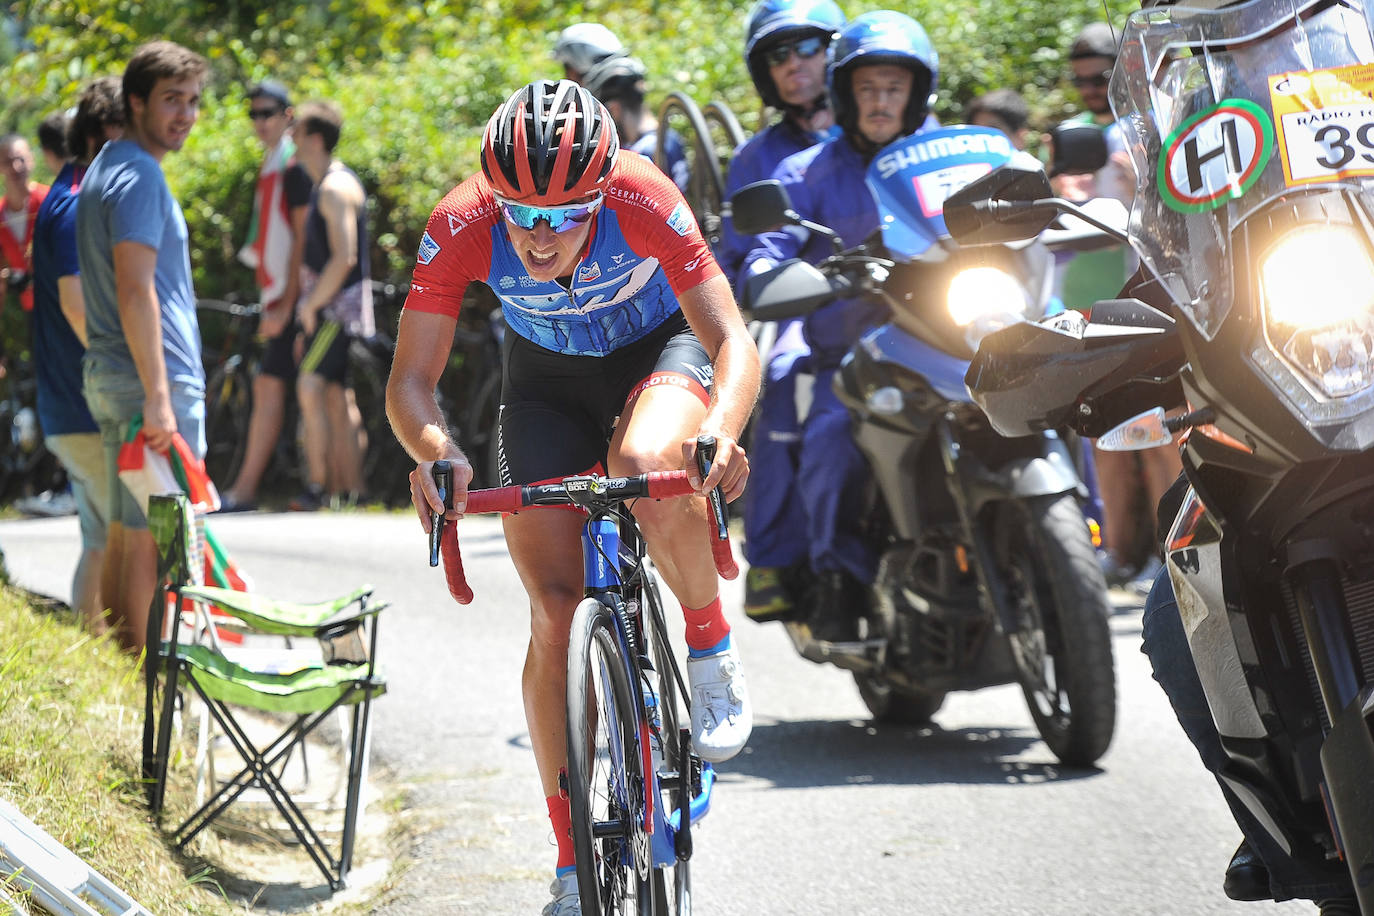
[5,0,1137,301]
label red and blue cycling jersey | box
[405,151,720,357]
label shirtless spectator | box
[289,101,373,511]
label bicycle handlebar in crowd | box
[428,456,738,605]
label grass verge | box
[0,582,238,913]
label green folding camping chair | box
[141,494,388,890]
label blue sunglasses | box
[496,195,604,233]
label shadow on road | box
[715,717,1103,789]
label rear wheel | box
[993,494,1116,766]
[567,597,655,916]
[643,572,691,914]
[202,360,251,490]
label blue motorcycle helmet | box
[828,10,939,141]
[744,0,847,111]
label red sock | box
[682,596,730,653]
[546,794,574,870]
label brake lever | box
[429,460,452,567]
[695,434,729,540]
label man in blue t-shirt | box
[76,40,208,656]
[32,76,125,634]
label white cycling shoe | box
[686,640,753,763]
[542,872,580,915]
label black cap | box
[1069,22,1118,60]
[248,79,291,107]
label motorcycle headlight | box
[1261,226,1374,400]
[946,267,1029,328]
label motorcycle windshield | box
[1111,0,1374,339]
[865,125,1018,261]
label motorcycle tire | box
[993,493,1116,767]
[853,675,945,725]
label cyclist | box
[551,22,625,84]
[580,55,690,192]
[386,79,760,915]
[742,10,939,643]
[719,0,847,625]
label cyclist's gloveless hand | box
[410,453,475,534]
[683,432,749,504]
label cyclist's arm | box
[386,307,471,525]
[676,273,760,501]
[113,239,176,451]
[57,274,87,346]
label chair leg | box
[171,686,355,889]
[148,657,184,814]
[338,690,378,884]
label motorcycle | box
[732,124,1117,767]
[945,0,1374,905]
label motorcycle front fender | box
[956,434,1086,517]
[1320,687,1374,912]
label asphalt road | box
[0,511,1316,915]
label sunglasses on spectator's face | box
[497,194,604,233]
[248,107,283,121]
[1070,70,1112,89]
[763,36,826,68]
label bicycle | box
[429,436,738,915]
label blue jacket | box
[742,136,887,365]
[718,118,834,290]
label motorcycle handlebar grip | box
[440,522,473,605]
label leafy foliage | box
[5,0,1137,296]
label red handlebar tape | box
[437,470,736,603]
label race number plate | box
[1270,62,1374,185]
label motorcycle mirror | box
[943,162,1058,246]
[1097,407,1174,451]
[1048,120,1109,178]
[731,180,796,235]
[741,259,834,322]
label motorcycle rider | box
[742,9,938,642]
[720,0,848,623]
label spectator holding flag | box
[220,79,314,511]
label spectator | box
[289,100,372,511]
[551,22,624,84]
[580,55,690,191]
[220,79,314,511]
[0,132,49,314]
[966,87,1030,149]
[77,40,209,656]
[31,79,124,633]
[721,0,847,623]
[36,110,70,176]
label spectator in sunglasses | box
[219,79,315,512]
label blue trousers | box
[742,337,876,585]
[1141,569,1352,902]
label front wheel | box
[993,494,1116,767]
[566,597,656,916]
[853,675,945,725]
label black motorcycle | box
[946,0,1374,905]
[733,125,1117,767]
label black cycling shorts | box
[259,319,298,382]
[299,319,351,385]
[495,313,713,487]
